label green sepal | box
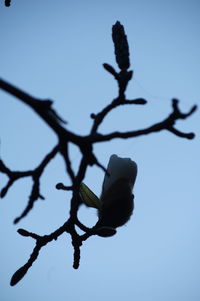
[79,183,102,209]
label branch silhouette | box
[0,21,197,286]
[0,145,59,223]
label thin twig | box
[90,99,197,142]
[0,145,59,223]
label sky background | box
[0,0,200,300]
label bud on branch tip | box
[112,21,130,70]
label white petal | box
[101,154,137,197]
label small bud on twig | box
[103,63,118,78]
[18,229,31,237]
[112,21,130,70]
[95,227,117,237]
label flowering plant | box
[80,154,137,230]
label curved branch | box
[10,221,70,286]
[91,99,197,142]
[90,96,147,134]
[0,78,82,144]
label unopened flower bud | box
[98,154,137,228]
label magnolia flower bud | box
[79,154,137,230]
[98,154,137,228]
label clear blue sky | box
[0,0,200,300]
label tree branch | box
[0,145,59,223]
[0,78,82,144]
[10,221,70,286]
[90,96,147,134]
[90,99,197,142]
[0,21,197,286]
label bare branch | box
[55,183,73,191]
[0,79,82,144]
[59,142,75,182]
[0,145,59,223]
[91,99,197,143]
[10,220,70,286]
[90,97,147,134]
[0,21,197,286]
[0,160,32,198]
